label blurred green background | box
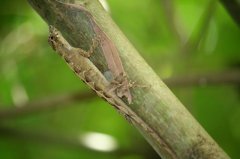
[0,0,239,158]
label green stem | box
[182,0,217,55]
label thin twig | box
[165,70,240,87]
[159,0,186,45]
[0,91,95,120]
[182,0,217,55]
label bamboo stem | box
[27,0,230,158]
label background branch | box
[159,0,186,45]
[0,125,159,158]
[0,91,95,120]
[182,0,217,55]
[1,70,239,120]
[165,70,240,87]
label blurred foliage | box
[0,0,239,158]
